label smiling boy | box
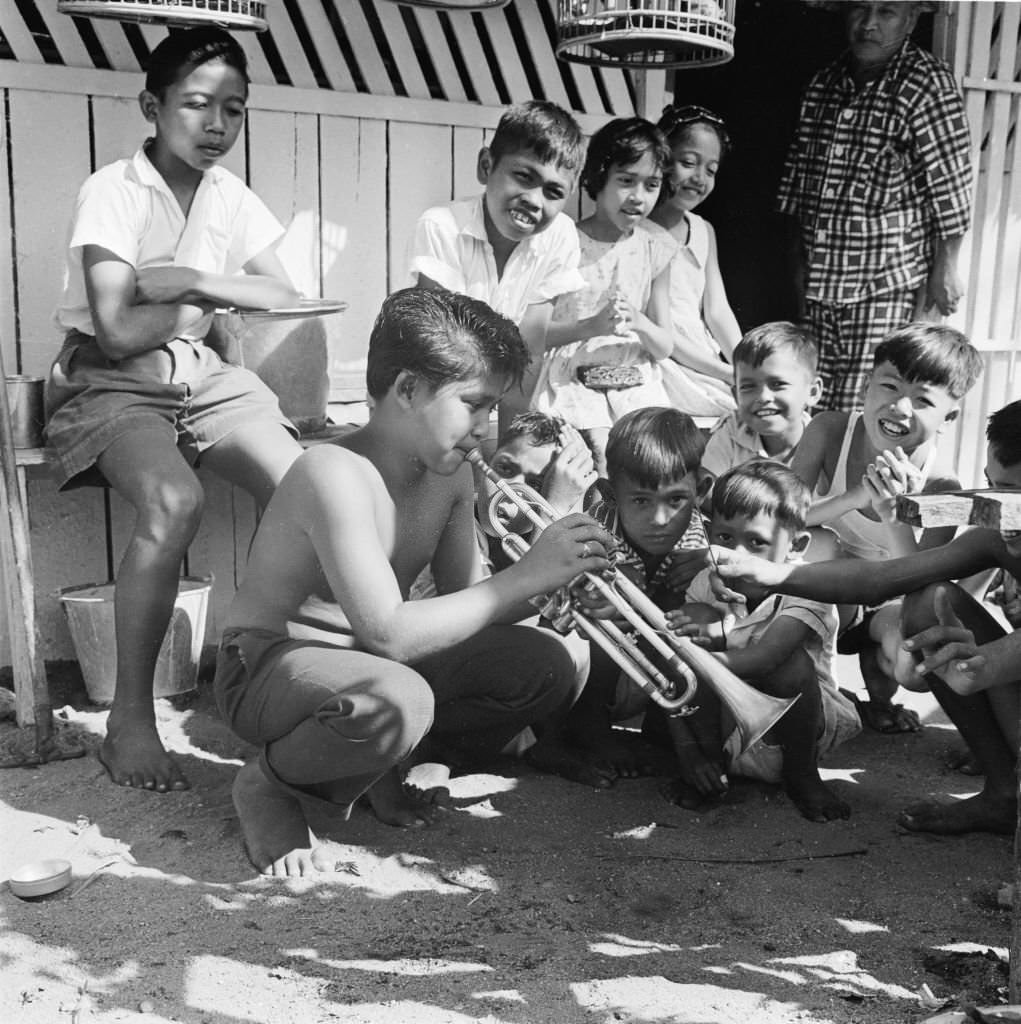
[406,101,587,431]
[214,289,613,876]
[701,322,822,482]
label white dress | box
[532,221,676,431]
[654,213,736,417]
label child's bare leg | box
[199,420,303,509]
[899,584,1016,835]
[855,602,920,733]
[96,431,206,792]
[753,649,850,822]
[581,427,610,479]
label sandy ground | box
[0,658,1014,1024]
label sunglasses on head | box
[657,104,727,137]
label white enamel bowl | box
[8,859,72,898]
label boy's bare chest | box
[386,482,456,586]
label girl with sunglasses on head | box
[649,105,740,418]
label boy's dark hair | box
[500,410,564,449]
[606,407,705,490]
[488,100,586,179]
[711,460,811,535]
[366,288,529,401]
[873,322,983,400]
[581,118,672,201]
[733,321,818,374]
[145,27,249,98]
[987,399,1021,470]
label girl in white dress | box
[532,117,676,474]
[649,105,740,417]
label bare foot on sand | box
[898,791,1015,836]
[945,746,984,776]
[233,761,335,876]
[365,766,448,828]
[784,770,850,822]
[100,717,189,792]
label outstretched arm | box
[713,527,1005,608]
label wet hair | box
[499,410,565,449]
[605,407,705,490]
[580,117,672,201]
[144,27,249,99]
[987,400,1021,470]
[711,460,811,535]
[872,322,983,400]
[656,104,732,159]
[488,100,586,179]
[365,287,529,402]
[733,321,818,375]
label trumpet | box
[466,448,797,754]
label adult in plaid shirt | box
[777,2,972,412]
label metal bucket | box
[5,375,45,448]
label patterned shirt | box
[777,39,971,306]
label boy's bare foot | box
[784,770,851,822]
[99,718,189,792]
[364,766,448,828]
[898,792,1015,836]
[945,745,984,776]
[840,688,920,734]
[524,735,615,789]
[233,761,332,877]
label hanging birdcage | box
[57,0,269,32]
[556,0,736,70]
[377,0,510,8]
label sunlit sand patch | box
[588,933,686,957]
[835,918,889,935]
[765,949,917,1000]
[282,948,492,977]
[818,767,865,785]
[936,941,1008,959]
[610,822,658,840]
[470,989,526,1005]
[732,962,808,985]
[572,976,821,1023]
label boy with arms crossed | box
[214,289,613,876]
[713,400,1021,836]
[46,29,305,793]
[791,324,983,733]
[668,461,860,823]
[406,101,587,430]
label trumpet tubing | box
[464,447,797,747]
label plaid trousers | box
[803,291,918,412]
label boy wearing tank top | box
[790,324,983,734]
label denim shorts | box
[45,331,297,489]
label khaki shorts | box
[45,332,296,489]
[725,684,862,784]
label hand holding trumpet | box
[511,513,612,596]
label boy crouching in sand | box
[214,288,613,876]
[667,461,861,822]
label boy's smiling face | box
[734,348,821,441]
[612,471,702,557]
[141,58,247,177]
[861,361,958,454]
[477,147,574,246]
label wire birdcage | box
[378,0,510,8]
[57,0,268,32]
[556,0,736,70]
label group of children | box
[42,26,1021,877]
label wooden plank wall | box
[947,2,1021,484]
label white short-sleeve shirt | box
[55,143,285,340]
[405,195,584,324]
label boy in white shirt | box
[406,100,587,431]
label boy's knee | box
[139,476,205,537]
[751,647,814,699]
[358,666,434,755]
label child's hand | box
[902,586,988,695]
[989,572,1021,628]
[542,424,597,515]
[135,266,204,306]
[863,447,924,521]
[588,296,626,338]
[664,547,709,594]
[518,513,611,594]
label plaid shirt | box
[777,39,971,306]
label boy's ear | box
[788,530,812,559]
[394,370,419,408]
[477,147,494,186]
[696,470,714,501]
[808,374,824,408]
[943,405,960,425]
[138,90,159,123]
